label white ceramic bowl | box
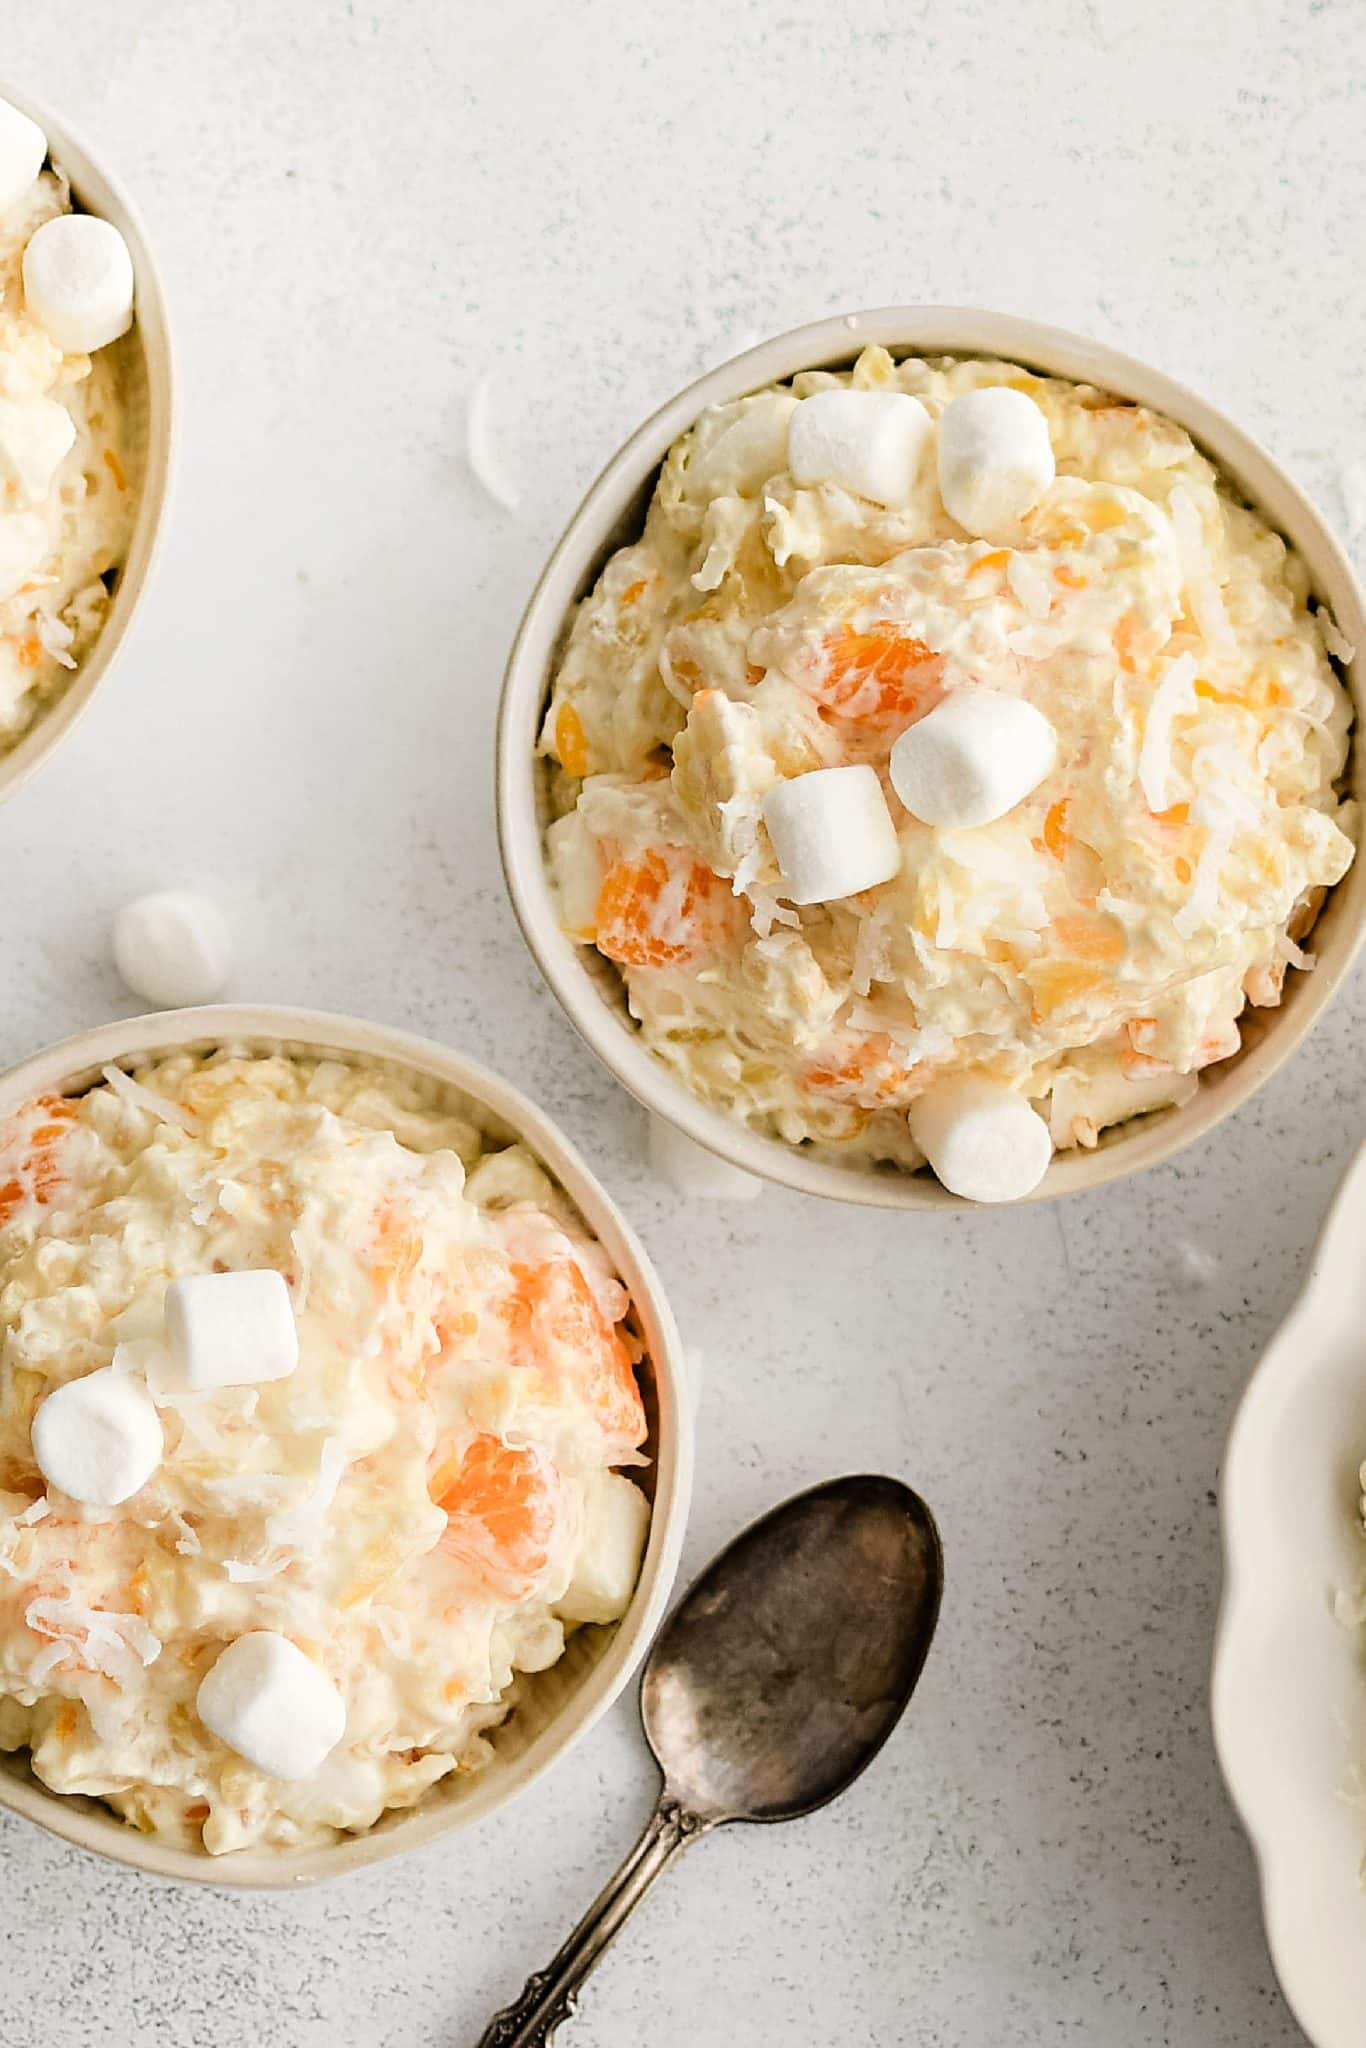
[0,1007,692,1887]
[0,80,174,805]
[1213,1142,1366,2047]
[497,307,1366,1210]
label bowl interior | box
[0,79,173,804]
[0,1008,690,1886]
[497,307,1366,1211]
[1214,1144,1366,2046]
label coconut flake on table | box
[466,368,520,513]
[16,1494,49,1525]
[101,1065,201,1134]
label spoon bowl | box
[479,1474,942,2045]
[643,1475,942,1824]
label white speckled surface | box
[1,3,1364,2042]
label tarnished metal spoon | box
[477,1473,943,2046]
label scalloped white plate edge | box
[1213,1140,1366,2044]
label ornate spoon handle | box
[475,1796,710,2047]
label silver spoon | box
[476,1472,943,2046]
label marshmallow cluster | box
[909,1075,1053,1203]
[937,386,1056,536]
[763,765,901,905]
[788,388,932,508]
[29,1268,298,1507]
[0,97,46,217]
[112,890,232,1009]
[164,1269,299,1392]
[31,1366,163,1506]
[196,1632,347,1780]
[23,212,135,357]
[890,689,1058,829]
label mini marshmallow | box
[196,1632,347,1779]
[788,389,932,509]
[762,765,901,905]
[0,99,46,218]
[909,1074,1053,1203]
[0,394,75,505]
[31,1366,163,1506]
[23,213,134,356]
[556,1473,650,1626]
[937,386,1055,536]
[647,1115,763,1200]
[889,689,1058,829]
[112,890,231,1008]
[164,1269,299,1392]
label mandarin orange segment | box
[1042,798,1072,859]
[430,1434,564,1598]
[805,1034,921,1109]
[817,624,945,729]
[0,1094,78,1226]
[500,1258,646,1457]
[368,1202,424,1291]
[554,701,592,777]
[595,847,737,970]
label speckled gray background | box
[1,1,1363,2042]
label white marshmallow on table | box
[762,765,901,905]
[647,1115,763,1200]
[937,386,1056,536]
[889,689,1058,829]
[0,394,75,506]
[909,1075,1053,1203]
[556,1473,650,1626]
[787,388,932,509]
[164,1269,299,1392]
[23,213,134,356]
[0,98,46,219]
[196,1633,347,1779]
[31,1366,163,1506]
[112,890,232,1008]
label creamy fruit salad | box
[0,1051,650,1853]
[541,347,1356,1200]
[0,96,137,758]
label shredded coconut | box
[101,1065,200,1134]
[1138,652,1197,812]
[266,1436,346,1550]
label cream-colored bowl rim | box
[496,306,1366,1211]
[0,78,176,806]
[0,1006,693,1887]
